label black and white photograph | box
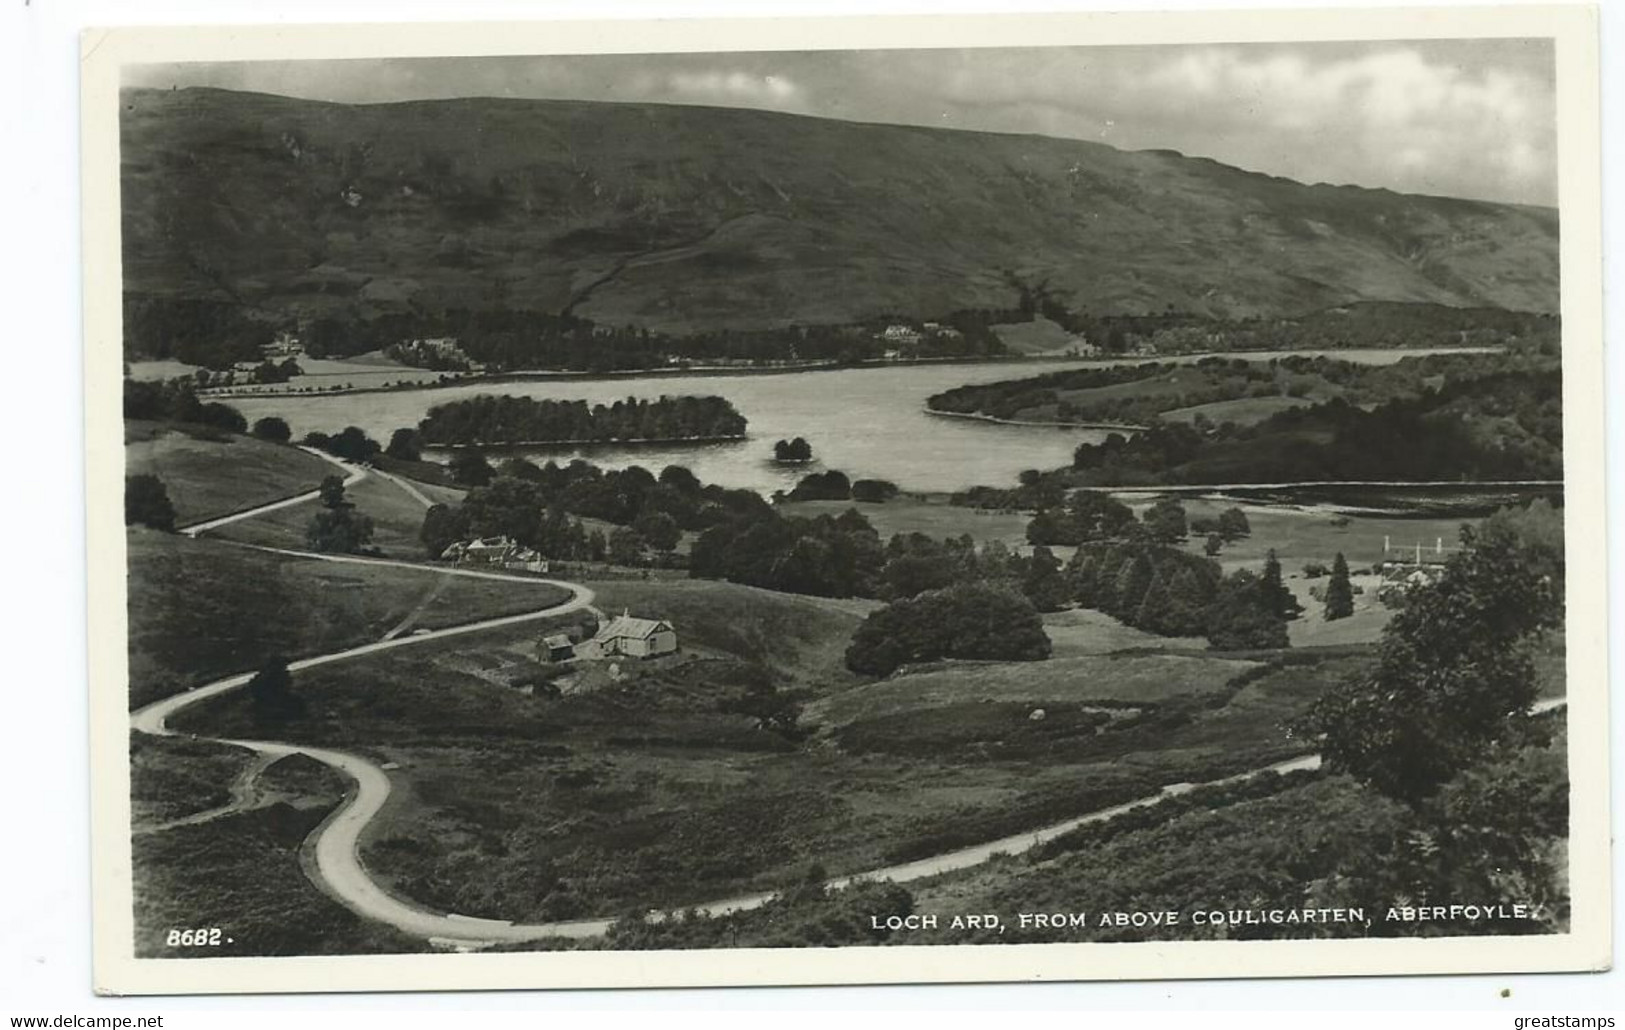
[77,6,1609,995]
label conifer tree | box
[1325,551,1356,620]
[1164,565,1214,636]
[1111,552,1153,622]
[1135,572,1174,633]
[1260,548,1304,620]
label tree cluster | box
[1070,370,1563,485]
[124,377,248,433]
[690,508,885,597]
[772,437,812,462]
[417,394,747,446]
[302,426,383,463]
[122,294,276,369]
[844,580,1052,676]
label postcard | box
[82,5,1608,995]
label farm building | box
[580,612,678,660]
[440,536,550,573]
[541,634,576,663]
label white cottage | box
[585,612,678,659]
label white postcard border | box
[82,5,1609,996]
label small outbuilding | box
[542,634,576,663]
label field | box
[126,529,571,708]
[130,733,256,826]
[166,568,1353,924]
[125,422,336,525]
[1042,607,1208,657]
[805,652,1260,728]
[131,754,424,957]
[778,496,1033,550]
[990,317,1078,355]
[585,577,876,686]
[211,469,438,558]
[1139,497,1477,571]
[1161,394,1317,424]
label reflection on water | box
[227,349,1494,494]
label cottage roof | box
[543,634,574,649]
[595,614,671,641]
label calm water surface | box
[229,349,1493,494]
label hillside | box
[121,88,1558,335]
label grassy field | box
[166,567,1353,925]
[212,470,436,559]
[778,496,1033,549]
[126,530,571,708]
[1159,498,1476,571]
[805,652,1259,728]
[585,577,875,688]
[130,733,256,826]
[990,317,1077,355]
[131,753,423,957]
[1161,394,1316,424]
[125,421,336,526]
[1042,607,1208,657]
[1283,572,1391,647]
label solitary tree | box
[1259,549,1304,620]
[1324,552,1355,620]
[306,483,374,553]
[318,474,348,509]
[1217,507,1252,541]
[251,416,292,443]
[248,657,304,721]
[1204,532,1224,557]
[124,474,176,532]
[1142,497,1188,544]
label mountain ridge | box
[120,86,1559,332]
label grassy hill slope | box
[125,422,335,526]
[122,88,1557,333]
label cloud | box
[664,68,808,111]
[122,39,1556,206]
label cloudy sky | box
[125,39,1557,206]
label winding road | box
[136,457,1569,948]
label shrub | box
[125,474,177,532]
[251,416,293,443]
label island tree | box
[773,437,813,462]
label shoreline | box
[423,433,749,450]
[922,406,1147,432]
[185,344,1503,401]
